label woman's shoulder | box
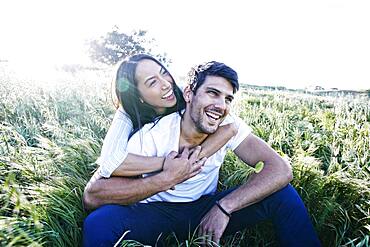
[116,105,128,116]
[113,106,133,125]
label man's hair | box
[187,61,239,94]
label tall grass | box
[0,74,369,246]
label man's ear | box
[183,85,193,103]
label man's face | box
[187,75,234,134]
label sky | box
[0,0,369,90]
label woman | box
[96,54,237,178]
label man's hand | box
[198,204,230,245]
[159,146,207,189]
[83,147,206,210]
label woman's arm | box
[111,154,164,176]
[111,122,237,177]
[97,108,133,178]
[97,108,166,177]
[102,108,236,177]
[197,122,237,158]
[84,148,206,210]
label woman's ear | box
[183,85,192,103]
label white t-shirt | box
[126,112,252,203]
[96,107,132,178]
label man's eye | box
[208,91,217,96]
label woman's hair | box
[114,54,185,134]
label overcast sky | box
[1,0,369,90]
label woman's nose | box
[160,77,171,90]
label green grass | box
[0,76,369,246]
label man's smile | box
[204,107,224,125]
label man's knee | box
[266,184,307,212]
[267,185,320,246]
[83,205,126,247]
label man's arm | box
[83,147,206,211]
[220,133,292,212]
[198,133,292,243]
[83,171,167,211]
[110,123,237,177]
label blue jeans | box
[83,184,320,246]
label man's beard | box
[189,103,222,134]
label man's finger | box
[198,226,205,245]
[213,232,221,245]
[205,231,213,246]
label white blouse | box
[96,107,133,178]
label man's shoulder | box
[132,112,180,136]
[128,112,181,155]
[225,114,253,151]
[151,112,181,131]
[221,114,248,128]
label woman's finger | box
[198,157,207,166]
[166,150,178,160]
[189,146,201,164]
[180,147,189,159]
[188,168,202,178]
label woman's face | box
[135,59,177,114]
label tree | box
[87,26,170,66]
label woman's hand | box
[160,147,207,189]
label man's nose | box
[213,98,227,110]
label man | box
[83,62,320,246]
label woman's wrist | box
[160,157,165,171]
[226,122,238,136]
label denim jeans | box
[83,184,320,246]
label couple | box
[83,54,320,246]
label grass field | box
[0,72,369,246]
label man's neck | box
[179,112,208,150]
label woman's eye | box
[149,80,157,87]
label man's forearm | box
[83,172,171,211]
[219,159,292,214]
[219,134,293,213]
[83,148,205,211]
[197,158,292,244]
